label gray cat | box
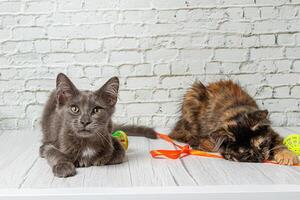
[40,73,156,177]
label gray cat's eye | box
[92,107,102,114]
[70,105,79,113]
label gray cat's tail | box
[113,124,157,139]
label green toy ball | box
[283,134,300,156]
[112,130,128,150]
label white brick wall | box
[0,0,300,130]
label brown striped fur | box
[169,80,298,165]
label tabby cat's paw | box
[223,153,238,162]
[53,162,76,178]
[274,149,299,166]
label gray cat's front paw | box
[107,156,125,165]
[39,145,46,158]
[93,158,109,166]
[53,162,76,178]
[39,144,55,158]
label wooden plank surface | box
[1,185,300,200]
[0,131,40,188]
[0,127,300,189]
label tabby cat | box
[40,73,156,177]
[169,80,298,165]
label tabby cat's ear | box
[56,73,79,105]
[248,110,268,121]
[247,110,270,131]
[96,77,119,106]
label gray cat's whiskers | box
[95,131,111,145]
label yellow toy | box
[112,130,128,150]
[284,134,300,156]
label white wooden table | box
[0,127,300,200]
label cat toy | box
[150,133,300,166]
[112,130,128,150]
[284,134,300,156]
[150,133,222,159]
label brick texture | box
[0,0,300,130]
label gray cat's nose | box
[80,119,91,127]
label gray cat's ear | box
[96,77,119,106]
[56,73,79,105]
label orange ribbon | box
[150,133,300,167]
[150,133,223,159]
